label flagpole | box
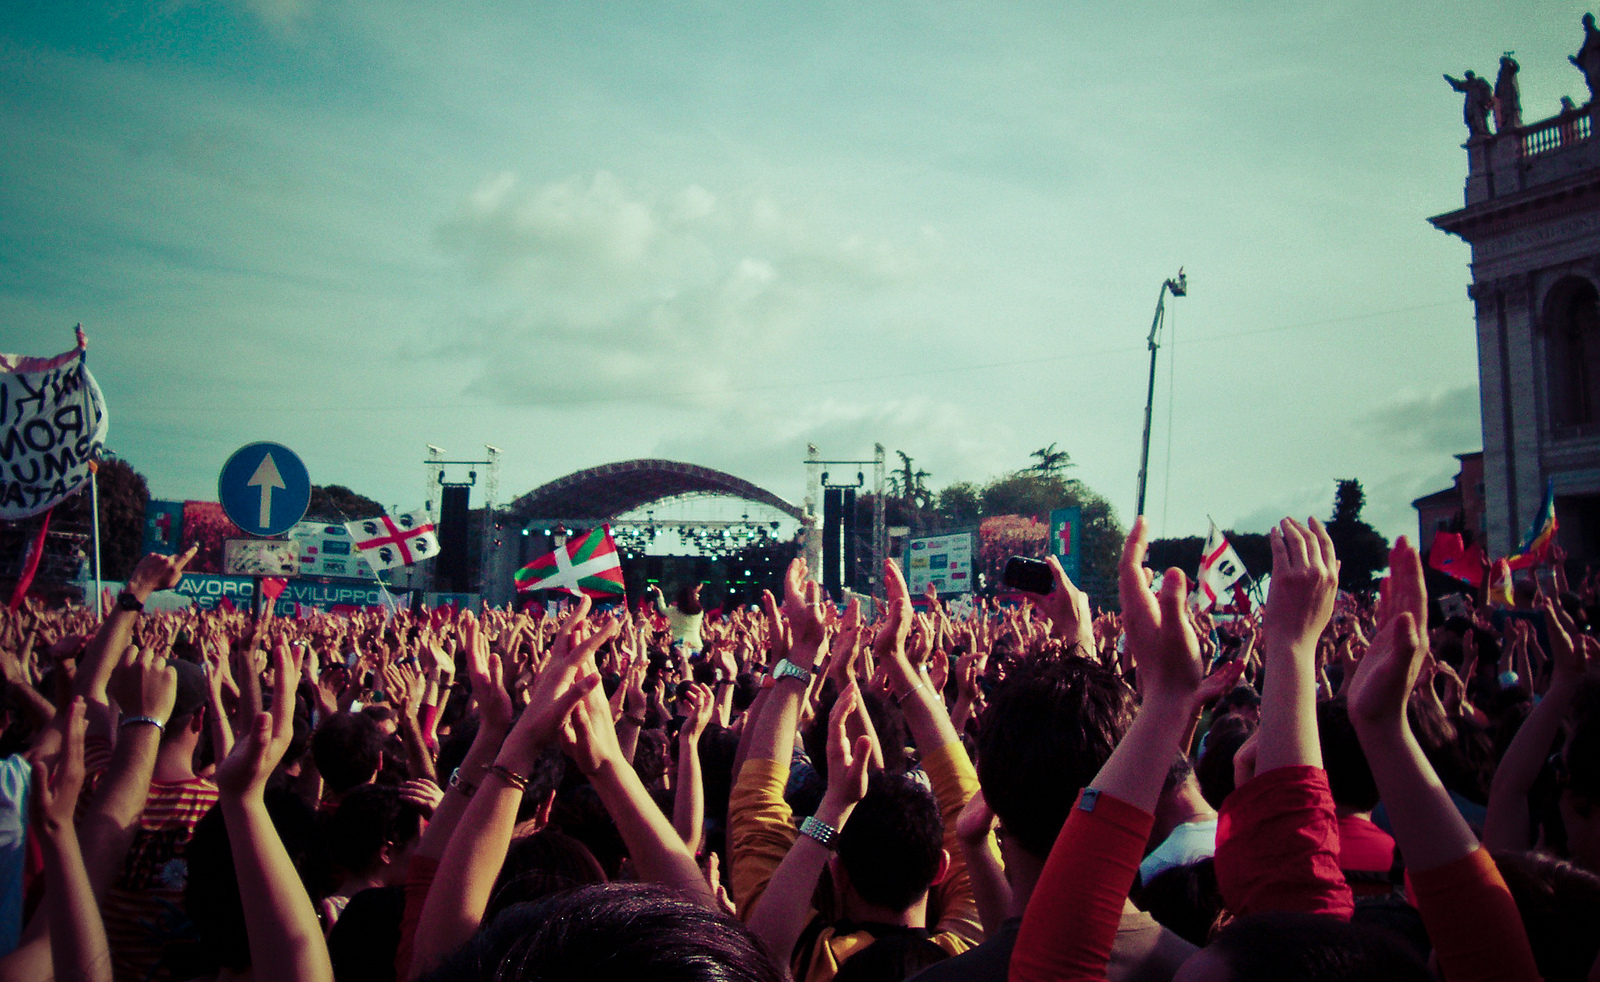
[1135,270,1186,518]
[74,327,105,621]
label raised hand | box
[215,640,303,799]
[399,778,444,818]
[1119,517,1204,708]
[31,697,89,838]
[1264,517,1340,653]
[1348,537,1428,731]
[108,645,178,726]
[125,545,199,602]
[680,681,715,743]
[1036,554,1096,656]
[464,618,512,733]
[822,683,876,809]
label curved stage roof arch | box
[509,459,803,522]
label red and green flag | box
[515,525,626,598]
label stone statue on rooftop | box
[1445,71,1495,139]
[1494,55,1521,131]
[1572,13,1600,104]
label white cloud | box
[432,171,927,409]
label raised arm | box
[32,700,112,982]
[1256,517,1338,773]
[409,604,613,979]
[675,681,715,856]
[214,639,332,982]
[1348,537,1540,982]
[1486,600,1590,851]
[746,683,874,963]
[561,642,712,903]
[1011,517,1204,982]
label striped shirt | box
[103,778,219,982]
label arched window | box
[1545,276,1600,435]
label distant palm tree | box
[1029,443,1073,478]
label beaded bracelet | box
[120,715,166,733]
[894,681,929,706]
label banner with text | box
[905,531,976,596]
[173,573,395,615]
[0,343,108,519]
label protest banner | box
[0,337,108,519]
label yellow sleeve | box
[728,756,800,922]
[920,740,984,945]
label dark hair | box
[184,790,332,972]
[328,885,405,982]
[1162,753,1196,797]
[485,828,608,923]
[313,711,384,794]
[830,933,948,982]
[1133,858,1222,948]
[1206,910,1432,982]
[1196,714,1255,810]
[420,882,783,982]
[1494,850,1600,982]
[977,656,1134,858]
[676,585,703,615]
[327,785,423,879]
[1318,700,1379,812]
[836,772,943,912]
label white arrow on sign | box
[247,453,287,530]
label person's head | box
[676,584,703,615]
[163,659,211,748]
[1174,911,1432,982]
[833,771,946,914]
[1493,850,1600,982]
[1134,859,1222,948]
[185,790,332,973]
[421,882,783,982]
[485,828,608,923]
[1196,714,1255,810]
[1221,685,1261,726]
[361,703,399,738]
[327,785,423,886]
[312,711,384,794]
[1317,700,1379,812]
[977,655,1135,859]
[1559,681,1600,872]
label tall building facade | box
[1431,44,1600,559]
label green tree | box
[1325,478,1389,592]
[1029,443,1073,478]
[936,482,982,527]
[307,485,385,521]
[50,455,149,580]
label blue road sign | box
[218,443,311,537]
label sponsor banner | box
[143,499,186,556]
[173,573,393,616]
[224,539,301,577]
[905,531,976,596]
[1049,507,1083,583]
[288,521,380,580]
[426,592,479,610]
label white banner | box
[0,344,108,519]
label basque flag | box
[515,525,626,599]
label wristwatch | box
[116,592,145,613]
[799,815,839,850]
[771,658,812,685]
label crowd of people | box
[0,513,1598,982]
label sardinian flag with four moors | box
[346,511,440,570]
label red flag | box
[7,507,51,611]
[1428,531,1486,588]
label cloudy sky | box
[1,1,1587,544]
